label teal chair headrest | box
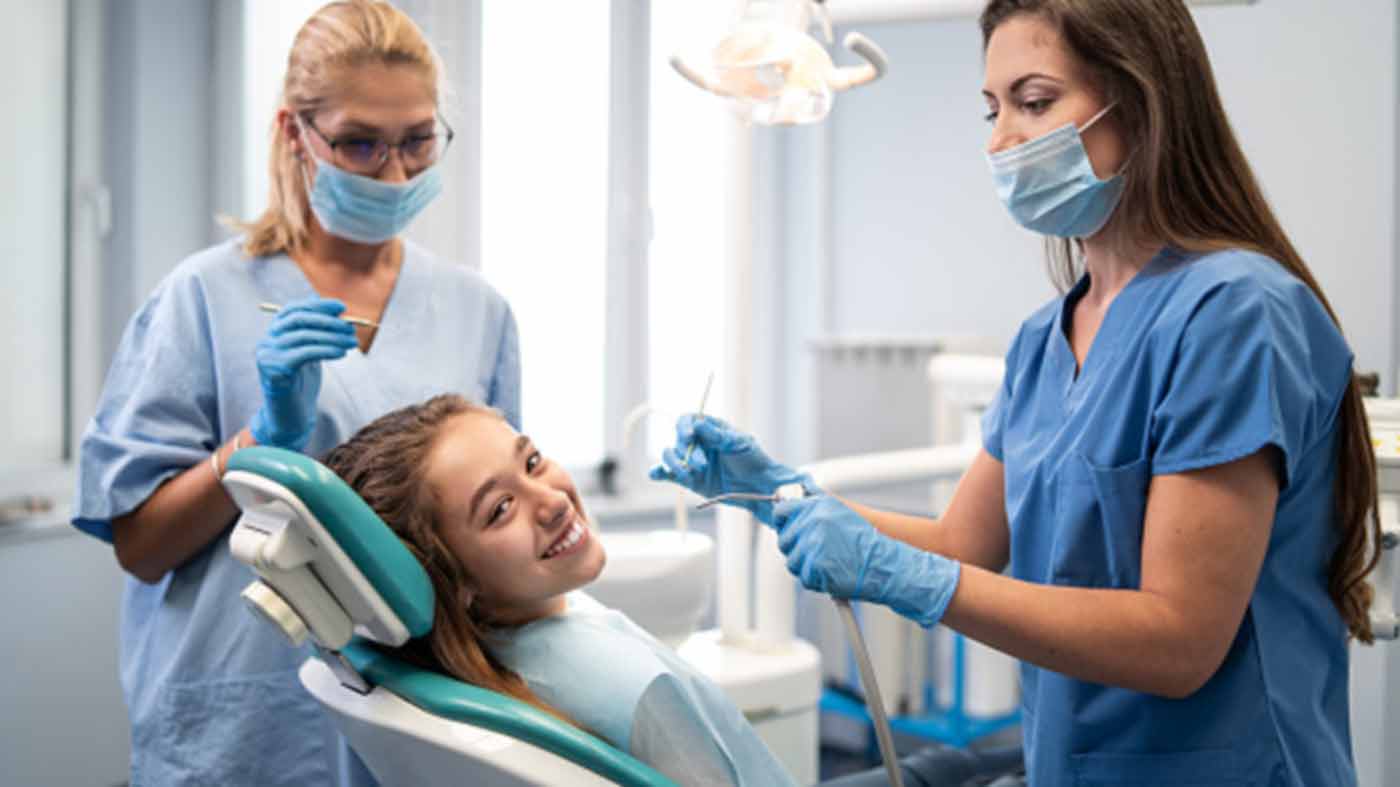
[227,446,435,638]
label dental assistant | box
[656,1,1381,785]
[70,2,519,785]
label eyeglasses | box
[300,114,455,176]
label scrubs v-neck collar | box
[274,245,422,428]
[285,244,419,359]
[1052,246,1183,402]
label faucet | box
[620,402,689,533]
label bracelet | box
[209,432,247,481]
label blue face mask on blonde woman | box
[295,113,449,245]
[70,3,521,785]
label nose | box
[533,486,573,530]
[378,149,410,184]
[985,114,1025,156]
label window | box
[646,4,730,456]
[483,1,733,471]
[481,3,610,468]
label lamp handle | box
[830,32,890,91]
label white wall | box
[1196,0,1397,389]
[0,527,130,787]
[823,15,1049,348]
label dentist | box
[71,2,519,784]
[656,1,1380,784]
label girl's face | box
[981,14,1128,181]
[425,412,606,625]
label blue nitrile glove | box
[249,297,359,452]
[649,414,816,524]
[773,495,961,628]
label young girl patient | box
[322,394,795,787]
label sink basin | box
[588,530,715,648]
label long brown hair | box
[229,0,444,257]
[980,0,1381,642]
[322,394,582,724]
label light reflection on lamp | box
[669,0,890,126]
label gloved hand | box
[249,297,359,452]
[774,495,961,628]
[649,414,815,524]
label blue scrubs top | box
[490,592,797,786]
[981,248,1356,786]
[72,238,521,786]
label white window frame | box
[602,1,652,486]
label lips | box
[540,520,588,560]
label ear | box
[276,108,305,160]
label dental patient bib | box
[488,592,795,787]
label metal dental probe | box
[258,302,380,329]
[681,371,716,468]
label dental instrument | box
[695,491,782,510]
[259,301,380,329]
[699,483,906,787]
[681,371,715,468]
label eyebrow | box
[328,117,437,136]
[981,72,1063,100]
[466,435,535,524]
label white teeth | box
[542,521,585,559]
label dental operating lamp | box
[669,0,890,126]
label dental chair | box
[222,446,676,787]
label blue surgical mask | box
[986,103,1123,238]
[301,155,442,245]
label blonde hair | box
[231,0,444,258]
[981,0,1382,643]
